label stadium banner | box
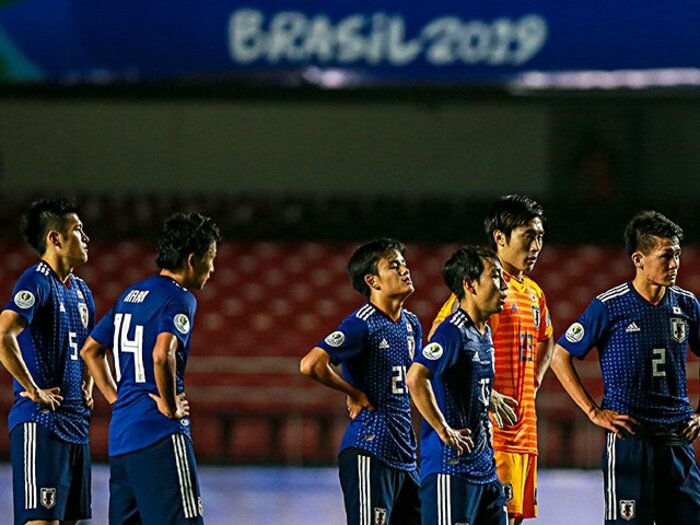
[0,0,699,88]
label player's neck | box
[369,294,405,322]
[631,275,667,305]
[41,254,73,284]
[460,300,488,334]
[497,256,523,280]
[160,268,188,288]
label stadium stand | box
[0,239,697,466]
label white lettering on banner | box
[228,9,548,68]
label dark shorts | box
[10,421,91,525]
[338,448,420,525]
[110,433,204,525]
[603,431,700,524]
[420,473,507,525]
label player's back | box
[91,274,197,456]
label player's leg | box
[653,443,700,525]
[109,453,141,525]
[420,473,485,525]
[494,450,527,524]
[474,479,509,525]
[10,422,84,525]
[338,449,403,525]
[602,432,654,524]
[389,469,420,525]
[62,442,91,524]
[125,434,204,525]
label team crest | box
[13,290,35,309]
[373,507,387,525]
[670,318,687,343]
[40,487,56,509]
[532,306,541,330]
[78,303,89,328]
[619,499,636,521]
[407,336,415,359]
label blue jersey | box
[4,262,95,444]
[414,309,498,484]
[558,283,700,426]
[90,275,197,456]
[317,303,422,472]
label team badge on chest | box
[78,303,89,328]
[670,317,687,343]
[407,336,415,360]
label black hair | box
[442,245,498,300]
[484,194,545,250]
[21,198,80,255]
[624,211,684,256]
[348,238,406,297]
[156,212,222,270]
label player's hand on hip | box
[681,413,700,442]
[489,390,518,429]
[439,426,473,456]
[149,392,190,419]
[346,392,374,420]
[20,387,63,411]
[589,408,637,438]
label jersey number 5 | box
[113,313,146,383]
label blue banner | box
[1,1,699,87]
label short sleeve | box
[538,290,554,342]
[91,308,116,348]
[688,297,700,357]
[316,315,367,365]
[158,292,197,349]
[557,299,609,359]
[414,322,462,377]
[4,270,50,325]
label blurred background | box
[0,1,699,523]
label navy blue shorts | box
[10,421,91,525]
[338,448,420,525]
[110,433,204,525]
[420,474,507,525]
[603,431,700,524]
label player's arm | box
[300,347,374,418]
[0,310,63,410]
[535,335,555,391]
[406,362,473,455]
[149,332,189,419]
[80,336,117,405]
[551,344,636,438]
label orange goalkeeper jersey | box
[432,271,552,455]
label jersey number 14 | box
[112,313,146,383]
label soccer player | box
[300,238,422,525]
[552,211,700,524]
[79,212,221,525]
[407,245,509,525]
[0,198,94,525]
[430,195,553,524]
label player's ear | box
[464,278,477,296]
[47,229,62,249]
[364,273,379,291]
[631,251,644,269]
[493,229,506,248]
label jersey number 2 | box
[113,313,146,383]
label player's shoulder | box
[351,303,377,322]
[14,262,53,290]
[402,307,420,325]
[669,284,697,300]
[522,275,546,297]
[434,309,469,337]
[595,282,631,304]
